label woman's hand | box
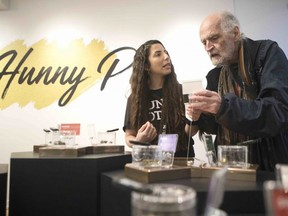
[135,121,157,143]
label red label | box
[60,123,81,135]
[272,189,288,215]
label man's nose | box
[205,41,214,52]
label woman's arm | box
[125,121,157,148]
[125,129,137,148]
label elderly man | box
[187,11,288,171]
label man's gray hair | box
[220,11,244,38]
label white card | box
[158,134,178,152]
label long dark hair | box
[129,40,187,150]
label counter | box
[9,151,131,216]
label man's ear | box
[233,26,241,41]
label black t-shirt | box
[123,88,195,157]
[123,88,163,135]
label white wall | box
[235,0,288,54]
[0,0,287,167]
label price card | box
[158,134,178,152]
[60,123,81,135]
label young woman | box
[123,40,198,157]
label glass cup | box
[217,145,248,168]
[50,128,60,145]
[60,130,76,147]
[97,132,116,145]
[158,134,178,168]
[131,145,162,168]
[44,130,52,145]
[87,124,97,145]
[131,184,197,216]
[161,150,175,168]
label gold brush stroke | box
[0,39,115,109]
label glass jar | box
[131,184,196,216]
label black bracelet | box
[184,117,199,126]
[191,120,199,126]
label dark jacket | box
[198,37,288,171]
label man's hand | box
[189,90,222,114]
